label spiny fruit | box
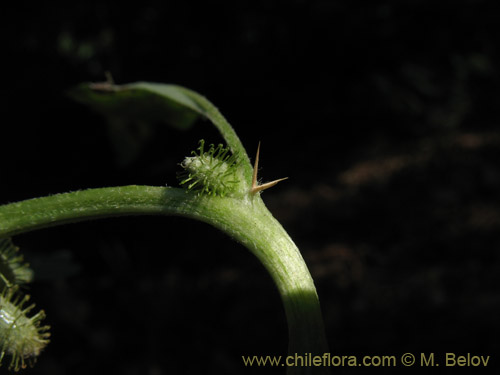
[178,140,246,197]
[0,238,33,291]
[0,287,50,371]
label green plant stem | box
[0,186,329,374]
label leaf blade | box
[69,81,252,181]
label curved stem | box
[0,186,329,374]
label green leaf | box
[69,81,200,130]
[69,82,253,181]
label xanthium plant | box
[0,81,330,375]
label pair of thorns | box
[250,142,288,194]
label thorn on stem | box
[250,142,288,194]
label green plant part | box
[0,239,46,371]
[0,239,33,291]
[0,81,330,374]
[178,140,246,197]
[0,287,50,371]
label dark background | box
[1,0,499,374]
